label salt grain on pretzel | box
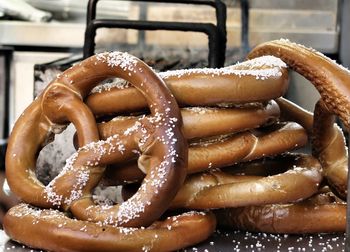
[167,154,322,209]
[86,56,288,116]
[100,121,307,184]
[4,39,350,251]
[122,154,322,210]
[97,100,280,140]
[4,204,215,252]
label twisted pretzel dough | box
[249,40,350,127]
[6,52,188,227]
[97,101,280,141]
[211,155,344,234]
[86,56,288,116]
[277,97,348,199]
[123,154,322,209]
[100,122,307,184]
[313,100,347,199]
[249,39,350,197]
[4,204,215,252]
[215,189,345,234]
[5,39,350,251]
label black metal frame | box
[83,0,227,68]
[240,0,250,56]
[0,47,13,170]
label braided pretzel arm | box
[86,56,288,116]
[4,204,215,252]
[6,52,188,228]
[248,39,350,195]
[81,100,279,160]
[92,101,280,180]
[276,98,348,199]
[171,154,322,209]
[313,100,347,199]
[97,101,280,141]
[249,39,350,126]
[275,98,313,133]
[100,122,307,185]
[123,154,322,209]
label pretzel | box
[97,100,280,141]
[215,189,345,234]
[5,51,188,228]
[276,97,348,199]
[86,56,288,116]
[313,100,347,199]
[248,39,350,197]
[4,204,215,252]
[100,121,307,184]
[122,154,322,209]
[5,39,350,250]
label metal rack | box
[83,0,227,68]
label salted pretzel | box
[97,100,280,141]
[4,39,350,251]
[4,204,215,252]
[313,100,347,199]
[211,155,344,234]
[100,121,308,184]
[86,55,288,116]
[122,154,322,209]
[2,52,223,251]
[248,39,350,198]
[276,98,347,199]
[215,188,345,234]
[6,51,190,229]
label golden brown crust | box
[86,56,289,116]
[249,40,350,199]
[6,39,350,249]
[276,97,348,199]
[313,100,348,199]
[248,39,350,128]
[168,154,322,209]
[97,101,280,141]
[276,97,313,133]
[4,204,216,252]
[119,154,322,210]
[102,122,307,184]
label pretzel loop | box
[248,39,350,198]
[6,51,188,227]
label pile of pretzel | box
[3,39,349,252]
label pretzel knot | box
[248,39,350,199]
[6,51,190,228]
[3,40,350,251]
